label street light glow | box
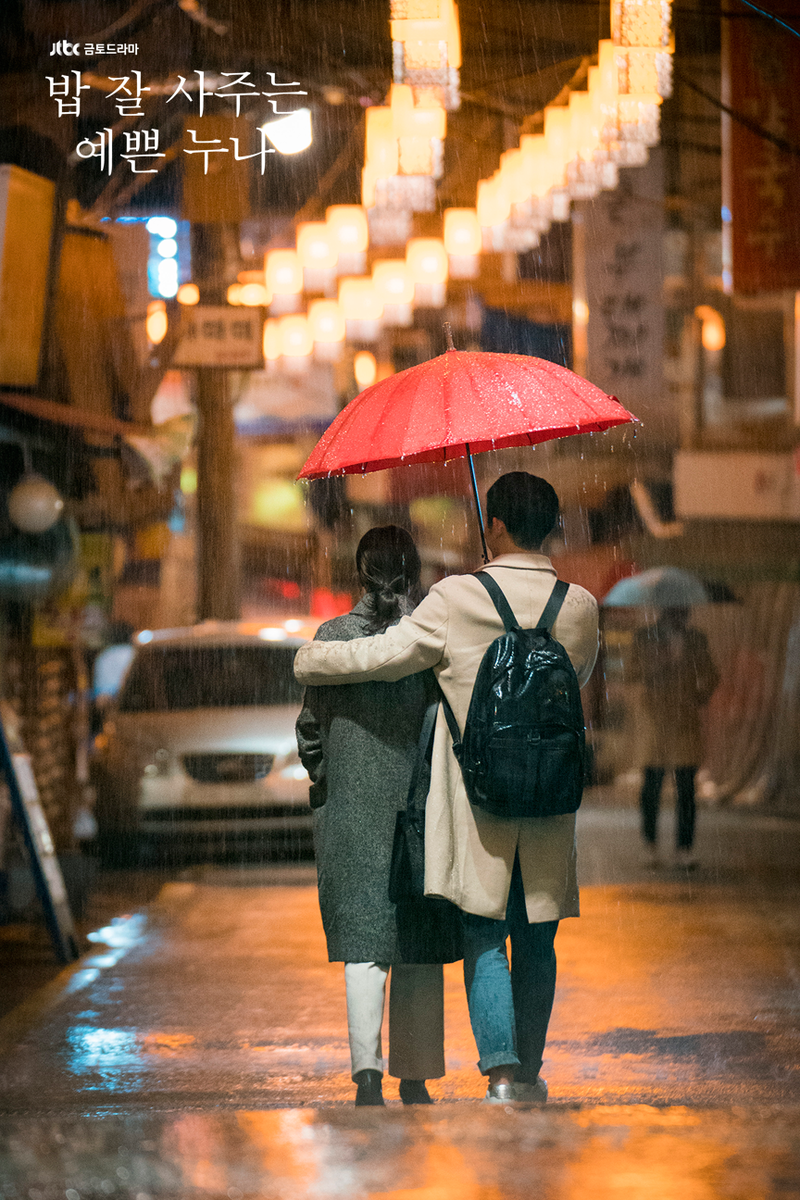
[157,258,179,298]
[260,108,313,154]
[146,216,177,238]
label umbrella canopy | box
[603,567,711,608]
[298,349,635,480]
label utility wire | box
[732,0,800,39]
[675,71,800,158]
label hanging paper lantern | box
[477,176,511,229]
[297,223,338,270]
[308,299,345,343]
[265,249,303,314]
[326,205,369,275]
[265,249,303,295]
[339,277,384,341]
[443,208,481,279]
[8,474,64,533]
[262,318,282,364]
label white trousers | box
[344,961,445,1080]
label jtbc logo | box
[50,40,81,55]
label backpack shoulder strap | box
[538,578,569,632]
[439,688,461,749]
[474,571,518,631]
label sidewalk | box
[0,803,798,1197]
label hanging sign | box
[173,305,263,368]
[583,149,665,430]
[724,0,800,293]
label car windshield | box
[118,644,304,713]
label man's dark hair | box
[485,472,559,550]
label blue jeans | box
[462,855,558,1080]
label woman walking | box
[631,606,719,868]
[295,526,459,1106]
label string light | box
[146,300,168,345]
[177,283,199,306]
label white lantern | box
[339,277,384,342]
[326,205,369,275]
[8,474,65,533]
[308,299,345,361]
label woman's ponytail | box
[356,528,421,633]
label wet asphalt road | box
[0,798,799,1197]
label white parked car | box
[91,618,320,864]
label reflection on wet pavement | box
[1,1105,799,1198]
[0,809,798,1196]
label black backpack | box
[440,573,585,819]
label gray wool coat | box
[295,595,436,964]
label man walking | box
[293,473,599,1102]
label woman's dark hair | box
[355,526,422,633]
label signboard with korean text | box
[174,305,263,368]
[582,151,666,433]
[723,0,800,293]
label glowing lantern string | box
[308,299,345,360]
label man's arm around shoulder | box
[294,582,450,685]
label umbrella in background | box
[603,567,711,608]
[299,327,636,561]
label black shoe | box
[399,1079,433,1105]
[354,1069,385,1106]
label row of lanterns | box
[158,0,672,370]
[474,0,673,252]
[477,72,671,251]
[361,84,447,237]
[362,0,460,246]
[390,0,461,113]
[258,229,453,363]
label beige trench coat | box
[294,553,599,922]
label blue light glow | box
[157,258,179,297]
[147,216,178,238]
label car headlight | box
[143,748,174,777]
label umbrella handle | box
[466,445,489,564]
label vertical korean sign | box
[582,151,665,429]
[723,1,800,293]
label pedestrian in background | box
[295,526,459,1107]
[630,606,719,868]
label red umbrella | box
[299,332,636,560]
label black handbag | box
[389,693,437,902]
[389,680,463,964]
